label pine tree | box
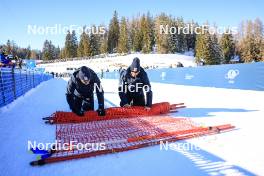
[71,30,78,58]
[50,41,56,59]
[83,32,91,57]
[220,32,235,63]
[141,14,148,53]
[30,50,37,59]
[186,21,197,51]
[4,40,19,56]
[175,17,187,52]
[65,31,72,58]
[10,41,18,56]
[42,40,50,60]
[141,13,154,53]
[60,47,66,59]
[26,46,31,58]
[129,17,139,52]
[64,30,78,58]
[118,17,129,53]
[210,33,222,64]
[77,33,85,57]
[78,29,93,57]
[42,40,57,60]
[55,46,60,59]
[30,50,42,60]
[107,10,120,53]
[99,28,108,54]
[238,19,264,62]
[133,17,143,52]
[253,18,264,61]
[168,17,178,53]
[90,27,99,56]
[155,13,170,53]
[195,28,220,65]
[168,17,188,53]
[42,40,52,60]
[147,12,155,52]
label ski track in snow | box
[0,78,263,176]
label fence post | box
[11,68,17,99]
[25,70,27,92]
[19,69,22,95]
[0,69,6,105]
[32,71,35,87]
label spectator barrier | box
[103,62,264,91]
[0,67,52,108]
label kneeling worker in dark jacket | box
[119,57,153,109]
[66,66,105,116]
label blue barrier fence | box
[103,62,264,91]
[0,67,52,108]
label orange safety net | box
[32,115,235,165]
[44,102,186,124]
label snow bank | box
[38,53,196,73]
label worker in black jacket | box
[119,57,152,109]
[66,66,105,116]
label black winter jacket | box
[66,68,104,109]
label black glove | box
[97,108,105,116]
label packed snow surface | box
[0,77,263,176]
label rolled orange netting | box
[45,102,185,124]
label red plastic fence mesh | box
[47,102,185,124]
[43,115,223,164]
[32,114,235,165]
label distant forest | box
[1,11,263,65]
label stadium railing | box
[0,67,52,108]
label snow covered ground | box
[0,77,263,176]
[38,53,196,73]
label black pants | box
[72,96,94,112]
[121,93,145,107]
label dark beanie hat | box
[78,66,91,81]
[130,57,140,72]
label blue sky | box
[0,0,263,50]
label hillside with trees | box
[1,11,263,65]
